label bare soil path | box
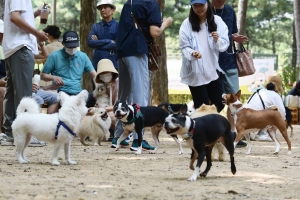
[0,126,299,200]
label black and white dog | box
[114,101,170,155]
[164,104,236,181]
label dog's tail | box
[16,97,40,115]
[80,137,90,146]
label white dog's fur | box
[93,82,109,108]
[190,104,226,161]
[12,90,89,166]
[78,107,111,146]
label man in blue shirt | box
[41,31,97,107]
[112,0,173,151]
[88,0,118,70]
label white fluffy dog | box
[190,104,226,161]
[78,107,111,146]
[12,90,89,166]
[93,82,109,108]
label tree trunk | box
[0,0,4,19]
[150,0,169,106]
[80,0,97,92]
[237,0,248,35]
[295,0,300,79]
[292,20,297,81]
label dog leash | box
[55,119,77,139]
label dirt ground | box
[0,125,299,200]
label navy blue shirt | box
[0,60,6,79]
[88,19,119,70]
[116,0,161,59]
[215,5,238,71]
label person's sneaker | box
[255,133,273,142]
[0,133,14,146]
[111,137,129,148]
[130,139,155,151]
[28,137,46,147]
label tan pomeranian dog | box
[190,104,226,161]
[78,108,111,146]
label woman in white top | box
[179,0,229,112]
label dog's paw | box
[245,151,251,155]
[135,150,142,155]
[273,151,279,155]
[68,160,77,165]
[149,150,156,154]
[52,161,60,166]
[287,151,292,155]
[200,172,207,177]
[19,160,29,164]
[179,151,183,155]
[187,174,198,181]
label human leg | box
[206,78,225,113]
[0,87,6,129]
[35,90,59,114]
[189,85,210,109]
[3,47,34,138]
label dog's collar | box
[231,106,244,117]
[55,119,76,139]
[182,119,196,139]
[122,103,144,125]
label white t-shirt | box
[3,0,38,59]
[244,89,286,119]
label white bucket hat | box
[96,0,116,10]
[0,19,4,33]
[95,59,118,83]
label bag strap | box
[130,0,153,45]
[233,41,246,53]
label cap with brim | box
[0,19,4,33]
[190,0,207,5]
[96,0,116,10]
[96,59,118,83]
[267,76,284,93]
[62,31,79,48]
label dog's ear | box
[114,100,120,107]
[179,103,188,115]
[236,90,241,100]
[78,90,89,103]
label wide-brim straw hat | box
[267,75,284,93]
[95,59,118,83]
[96,0,116,10]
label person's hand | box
[34,4,51,17]
[36,31,48,42]
[0,76,7,86]
[32,83,38,93]
[163,17,173,28]
[232,34,248,43]
[52,76,64,86]
[192,51,202,59]
[91,35,98,40]
[211,31,219,42]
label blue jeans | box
[114,55,149,139]
[33,90,59,106]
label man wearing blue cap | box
[41,31,97,107]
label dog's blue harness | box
[55,119,76,139]
[122,104,144,126]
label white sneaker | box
[0,133,15,146]
[255,133,273,142]
[28,137,46,147]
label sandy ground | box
[0,125,299,200]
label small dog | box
[190,104,226,161]
[114,101,169,155]
[222,90,292,155]
[12,90,89,165]
[78,107,111,146]
[93,82,109,108]
[164,104,236,181]
[158,100,195,155]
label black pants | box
[189,78,224,113]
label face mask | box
[99,73,113,83]
[65,47,77,55]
